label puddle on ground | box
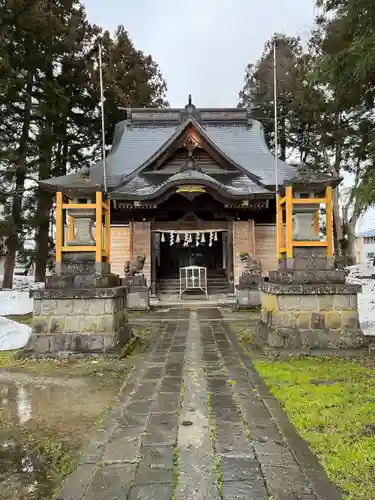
[0,371,122,499]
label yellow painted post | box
[95,191,103,263]
[285,186,293,258]
[67,200,75,242]
[56,192,63,263]
[325,186,333,257]
[276,194,283,258]
[105,199,111,263]
[313,210,320,235]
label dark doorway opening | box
[157,231,224,279]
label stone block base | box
[236,286,260,309]
[127,286,150,311]
[254,323,370,356]
[23,331,132,357]
[259,283,369,351]
[24,286,132,356]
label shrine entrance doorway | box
[150,194,234,295]
[156,229,225,279]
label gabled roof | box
[94,112,296,188]
[116,116,262,182]
[40,105,297,195]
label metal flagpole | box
[273,41,280,258]
[273,41,279,195]
[98,43,107,193]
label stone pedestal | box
[121,275,150,311]
[235,257,262,309]
[24,253,132,357]
[258,247,369,353]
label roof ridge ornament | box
[180,94,201,123]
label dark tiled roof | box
[111,170,270,200]
[40,107,297,195]
[205,122,296,185]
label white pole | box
[273,41,279,195]
[273,41,280,260]
[98,43,107,193]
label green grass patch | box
[254,356,375,500]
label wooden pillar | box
[325,186,333,257]
[95,191,103,263]
[276,194,283,258]
[105,199,111,263]
[67,199,74,242]
[227,220,234,286]
[151,231,157,295]
[313,210,320,236]
[285,186,293,258]
[56,192,63,263]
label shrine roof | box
[110,170,271,200]
[40,105,297,195]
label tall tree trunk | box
[344,167,362,264]
[332,188,343,261]
[34,133,53,282]
[330,116,344,262]
[34,69,54,283]
[347,217,359,264]
[2,74,33,289]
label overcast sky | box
[83,0,316,108]
[81,0,374,231]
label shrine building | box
[42,99,298,296]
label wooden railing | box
[55,191,111,264]
[276,185,333,259]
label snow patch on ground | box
[347,261,375,336]
[0,276,42,350]
[0,317,31,350]
[0,291,33,316]
[0,276,43,316]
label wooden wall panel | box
[232,220,255,284]
[110,226,131,277]
[132,221,151,285]
[255,224,277,276]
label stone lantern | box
[24,168,132,357]
[257,167,369,354]
[277,168,340,271]
[288,168,336,243]
[59,169,101,248]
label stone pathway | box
[58,308,341,500]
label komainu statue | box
[239,252,262,285]
[239,252,261,272]
[124,255,146,277]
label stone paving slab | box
[58,308,342,500]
